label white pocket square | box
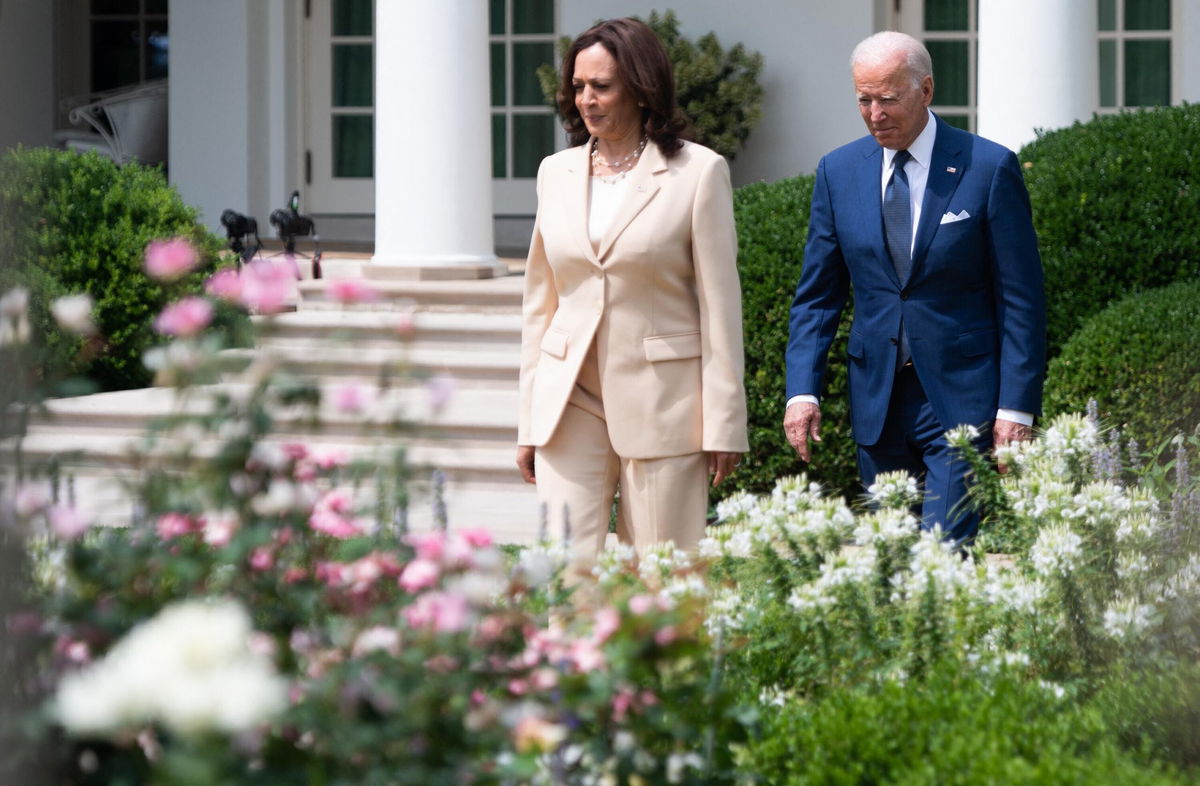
[940,209,971,224]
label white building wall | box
[1180,0,1200,102]
[560,0,874,185]
[0,0,55,151]
[168,0,295,236]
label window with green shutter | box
[1098,0,1172,110]
[489,0,559,181]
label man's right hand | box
[784,401,822,462]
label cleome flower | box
[1029,523,1084,577]
[1102,597,1160,642]
[866,470,921,512]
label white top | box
[587,176,631,250]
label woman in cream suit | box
[516,18,748,571]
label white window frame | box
[1097,0,1178,113]
[896,0,978,133]
[490,0,563,216]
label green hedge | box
[1020,104,1200,355]
[723,175,859,504]
[740,665,1189,785]
[0,147,227,393]
[1044,278,1200,448]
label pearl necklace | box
[591,136,648,184]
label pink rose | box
[654,625,678,647]
[406,531,445,562]
[49,504,91,540]
[326,278,382,305]
[592,606,621,644]
[460,528,494,549]
[398,558,440,593]
[202,511,239,547]
[145,238,200,281]
[13,484,49,518]
[154,297,213,337]
[394,313,416,338]
[403,591,470,633]
[155,512,196,540]
[237,259,294,314]
[332,382,375,414]
[570,639,605,673]
[309,490,361,539]
[249,546,274,571]
[205,268,243,302]
[628,594,655,616]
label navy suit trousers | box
[856,364,992,547]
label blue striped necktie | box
[883,149,913,367]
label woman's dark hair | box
[557,18,689,158]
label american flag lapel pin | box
[946,166,957,173]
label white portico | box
[367,2,505,280]
[977,0,1099,154]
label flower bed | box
[2,242,1199,784]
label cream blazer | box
[518,139,748,459]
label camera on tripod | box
[269,190,317,255]
[221,190,322,279]
[220,208,260,266]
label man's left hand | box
[993,418,1033,473]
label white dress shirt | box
[788,110,1032,428]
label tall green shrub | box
[724,176,859,503]
[537,10,764,159]
[1044,278,1200,448]
[0,147,226,393]
[1020,104,1200,355]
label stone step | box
[21,384,521,446]
[297,273,525,313]
[218,345,519,388]
[252,310,523,351]
[6,459,541,543]
[8,429,523,480]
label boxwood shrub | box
[0,147,230,394]
[739,665,1189,785]
[724,175,859,504]
[1020,104,1200,355]
[1043,278,1200,448]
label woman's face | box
[572,43,642,144]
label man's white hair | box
[850,31,933,88]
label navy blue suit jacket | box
[786,115,1046,446]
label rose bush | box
[3,238,1199,784]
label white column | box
[368,1,502,279]
[977,0,1098,153]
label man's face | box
[853,52,933,150]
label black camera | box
[220,209,257,239]
[269,190,317,254]
[220,208,261,264]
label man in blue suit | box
[784,31,1046,545]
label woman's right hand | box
[516,445,536,484]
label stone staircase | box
[3,264,543,544]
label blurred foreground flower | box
[0,286,31,346]
[326,278,382,305]
[154,296,213,337]
[55,599,286,737]
[50,294,96,336]
[144,237,200,281]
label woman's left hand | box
[707,451,742,487]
